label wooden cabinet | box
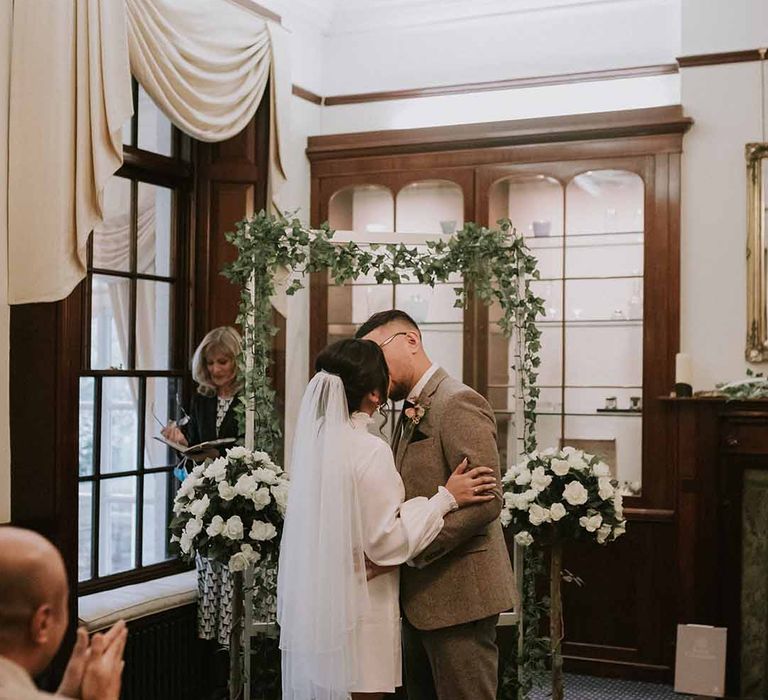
[307,106,692,680]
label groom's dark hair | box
[315,339,390,413]
[355,309,420,339]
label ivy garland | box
[222,210,547,697]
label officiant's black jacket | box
[181,392,242,454]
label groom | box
[357,310,516,700]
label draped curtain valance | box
[7,0,288,304]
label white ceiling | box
[266,0,658,36]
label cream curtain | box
[8,0,132,304]
[7,0,288,305]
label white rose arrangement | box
[169,447,289,572]
[501,446,627,548]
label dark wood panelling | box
[677,49,766,68]
[323,64,679,106]
[307,106,692,161]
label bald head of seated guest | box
[0,527,127,700]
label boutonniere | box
[404,400,430,431]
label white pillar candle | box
[676,353,693,385]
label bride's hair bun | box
[315,339,389,413]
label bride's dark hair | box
[314,339,389,413]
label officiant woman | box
[161,326,244,453]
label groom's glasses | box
[378,331,408,348]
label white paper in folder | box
[674,624,727,697]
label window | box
[78,82,192,590]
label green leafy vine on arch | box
[222,209,547,697]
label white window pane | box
[396,180,463,235]
[93,177,131,272]
[328,186,394,232]
[142,473,170,566]
[145,377,181,467]
[79,378,95,476]
[90,275,130,370]
[566,170,644,236]
[100,377,139,474]
[78,482,93,582]
[137,84,172,157]
[137,182,173,277]
[136,280,172,370]
[99,477,137,576]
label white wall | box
[680,0,768,389]
[682,0,768,55]
[0,0,11,523]
[323,0,680,95]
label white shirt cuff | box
[434,485,459,513]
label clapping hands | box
[58,620,128,700]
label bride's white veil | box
[277,370,369,699]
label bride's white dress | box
[347,411,455,693]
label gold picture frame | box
[746,142,768,361]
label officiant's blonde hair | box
[192,326,243,397]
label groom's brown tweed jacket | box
[393,367,517,631]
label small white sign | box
[674,624,727,697]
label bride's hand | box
[445,458,497,507]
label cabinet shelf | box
[493,410,642,418]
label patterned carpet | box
[529,674,692,699]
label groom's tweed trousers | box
[394,367,517,700]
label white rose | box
[191,464,205,477]
[500,508,513,527]
[549,502,567,521]
[251,450,270,463]
[226,445,250,460]
[514,469,532,486]
[514,531,534,547]
[228,551,249,571]
[271,482,289,514]
[178,475,201,499]
[503,492,515,509]
[502,467,517,485]
[240,543,261,563]
[252,487,272,510]
[551,458,571,476]
[566,452,588,471]
[206,515,225,538]
[613,522,627,539]
[218,481,237,501]
[560,446,578,457]
[579,513,603,532]
[614,492,624,519]
[522,488,538,503]
[187,494,210,518]
[541,447,556,456]
[235,474,258,498]
[172,500,185,515]
[596,524,612,544]
[530,467,552,492]
[179,532,194,554]
[598,477,615,501]
[562,481,589,506]
[252,467,278,485]
[184,517,203,538]
[170,534,180,543]
[528,503,551,527]
[512,494,531,510]
[593,461,611,477]
[222,515,244,541]
[204,458,228,482]
[249,520,278,541]
[264,460,281,473]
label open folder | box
[154,435,236,458]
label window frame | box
[77,86,195,595]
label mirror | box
[746,143,768,361]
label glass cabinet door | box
[487,169,644,496]
[323,181,467,440]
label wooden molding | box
[677,48,766,69]
[307,105,693,161]
[292,84,323,105]
[322,64,678,106]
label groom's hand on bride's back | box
[445,458,497,507]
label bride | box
[277,338,497,700]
